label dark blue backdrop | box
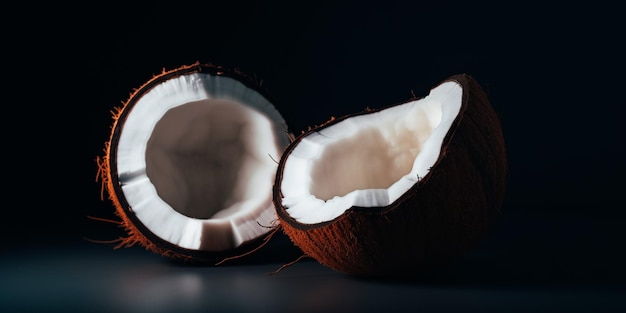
[75,1,623,236]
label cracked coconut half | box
[98,63,291,262]
[273,74,507,278]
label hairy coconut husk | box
[97,62,291,264]
[273,74,507,278]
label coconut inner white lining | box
[280,81,462,224]
[116,73,289,251]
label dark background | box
[3,1,625,312]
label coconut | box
[273,74,507,278]
[97,62,291,263]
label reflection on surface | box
[112,267,204,313]
[1,214,625,313]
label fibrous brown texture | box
[273,74,507,278]
[96,62,287,264]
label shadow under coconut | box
[348,211,626,290]
[163,232,307,268]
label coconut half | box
[98,62,291,262]
[273,74,507,278]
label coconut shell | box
[273,74,507,278]
[97,62,288,264]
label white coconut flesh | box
[280,81,462,224]
[115,73,290,251]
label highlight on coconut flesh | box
[97,62,291,263]
[273,74,507,278]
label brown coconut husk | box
[273,74,507,279]
[96,62,290,264]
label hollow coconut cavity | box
[273,74,507,279]
[98,63,291,262]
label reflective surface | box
[3,213,624,313]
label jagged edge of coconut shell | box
[96,61,291,264]
[272,73,508,278]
